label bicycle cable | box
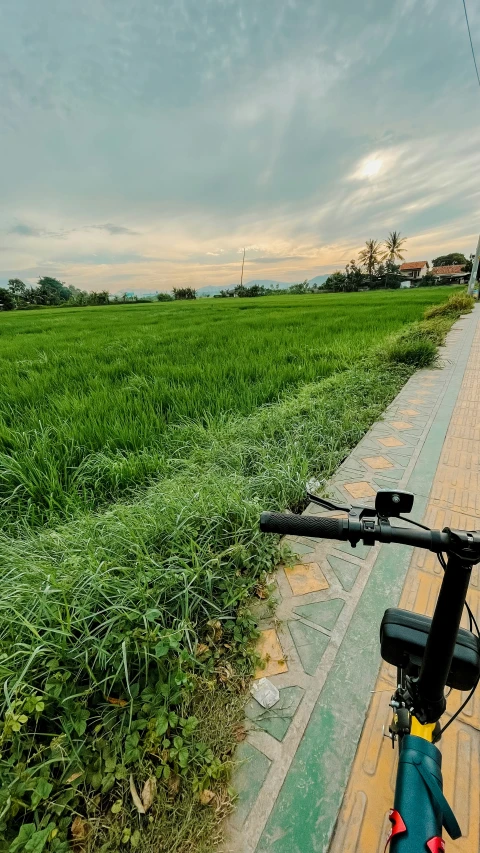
[435,551,480,736]
[438,677,480,737]
[398,515,431,532]
[437,551,480,636]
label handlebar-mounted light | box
[306,489,414,521]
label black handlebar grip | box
[260,511,347,540]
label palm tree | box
[383,231,407,264]
[358,239,382,281]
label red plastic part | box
[384,809,407,850]
[426,839,445,853]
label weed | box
[424,291,474,319]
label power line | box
[462,0,480,90]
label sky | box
[1,0,479,294]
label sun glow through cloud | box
[360,157,383,178]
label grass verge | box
[0,293,472,853]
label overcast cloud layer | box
[1,0,479,293]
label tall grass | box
[0,289,460,529]
[0,289,469,852]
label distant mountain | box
[243,279,290,288]
[196,285,233,296]
[196,275,329,296]
[111,290,159,299]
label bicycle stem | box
[410,553,472,724]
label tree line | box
[157,287,197,301]
[0,277,117,311]
[324,232,406,291]
[0,278,202,310]
[214,280,320,298]
[324,236,476,293]
[157,286,317,300]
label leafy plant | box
[383,231,407,264]
[358,238,382,279]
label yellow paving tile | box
[254,628,288,678]
[344,481,376,498]
[409,398,426,405]
[330,318,480,852]
[284,562,329,596]
[377,436,405,448]
[390,420,414,430]
[399,408,420,416]
[362,456,394,470]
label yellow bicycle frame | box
[410,717,436,741]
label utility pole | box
[240,247,246,288]
[467,232,480,296]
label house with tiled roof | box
[399,261,429,281]
[431,264,469,283]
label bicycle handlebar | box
[259,511,451,552]
[260,512,347,540]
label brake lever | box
[306,491,378,548]
[306,492,351,513]
[306,492,377,519]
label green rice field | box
[0,289,460,529]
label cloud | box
[1,0,480,292]
[87,223,138,236]
[8,222,137,239]
[48,252,154,266]
[8,223,70,239]
[249,256,306,264]
[9,224,43,237]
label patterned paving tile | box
[288,541,315,556]
[334,541,372,560]
[380,456,410,470]
[245,686,305,742]
[293,598,345,631]
[372,468,404,483]
[377,436,405,448]
[230,743,272,830]
[288,620,330,676]
[254,629,288,678]
[284,562,329,596]
[383,449,410,462]
[344,481,376,498]
[361,455,394,470]
[327,554,361,591]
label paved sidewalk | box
[330,307,480,853]
[228,306,480,853]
